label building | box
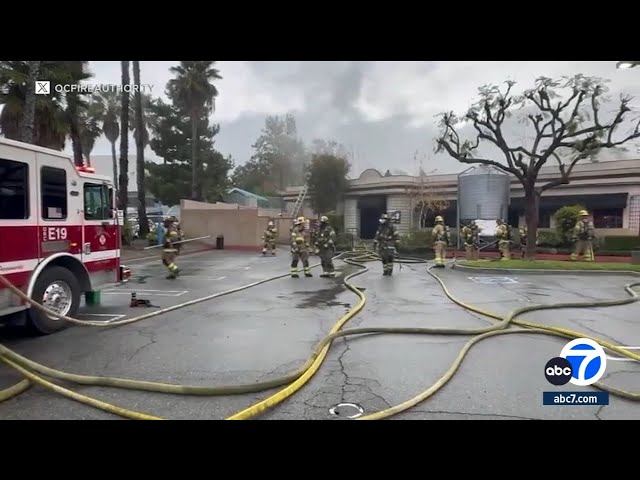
[281,158,640,239]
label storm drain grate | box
[329,402,364,419]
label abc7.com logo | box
[545,338,607,386]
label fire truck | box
[0,137,131,334]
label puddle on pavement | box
[292,283,352,309]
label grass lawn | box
[458,259,640,272]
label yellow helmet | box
[297,216,305,223]
[578,210,589,216]
[320,215,329,223]
[268,221,274,226]
[435,215,443,223]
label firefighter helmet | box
[578,210,589,216]
[435,215,443,223]
[380,213,389,220]
[320,215,329,223]
[268,221,274,227]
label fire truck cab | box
[0,137,130,334]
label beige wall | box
[180,200,267,249]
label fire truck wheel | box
[28,266,81,335]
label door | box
[82,182,118,272]
[36,159,83,260]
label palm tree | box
[118,61,130,216]
[96,90,120,188]
[79,95,104,166]
[167,61,222,200]
[0,61,68,149]
[132,61,149,237]
[60,61,93,165]
[21,61,41,144]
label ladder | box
[291,184,308,219]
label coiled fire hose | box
[0,249,638,420]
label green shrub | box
[325,211,344,234]
[602,236,640,251]
[400,229,432,247]
[553,204,586,244]
[536,231,564,247]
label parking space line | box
[178,276,227,280]
[607,346,640,362]
[102,289,189,297]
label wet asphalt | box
[0,248,638,420]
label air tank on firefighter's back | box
[457,165,510,222]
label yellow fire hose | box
[0,249,638,420]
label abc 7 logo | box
[545,338,607,386]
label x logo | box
[35,81,50,94]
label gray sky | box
[77,61,640,178]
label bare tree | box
[406,151,449,229]
[435,75,640,259]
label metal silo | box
[456,165,511,248]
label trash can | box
[216,235,224,250]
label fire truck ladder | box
[291,184,308,219]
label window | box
[538,210,551,228]
[84,183,112,220]
[41,167,67,220]
[593,208,623,229]
[0,158,29,219]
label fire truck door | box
[82,182,118,269]
[37,160,83,259]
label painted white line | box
[178,276,227,280]
[606,346,640,362]
[244,267,251,270]
[102,289,188,297]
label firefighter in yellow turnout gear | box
[432,216,451,267]
[315,216,336,277]
[570,210,596,261]
[495,219,512,260]
[162,218,180,279]
[373,213,400,276]
[460,220,480,260]
[290,217,313,278]
[519,225,538,258]
[262,220,278,256]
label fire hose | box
[0,249,638,420]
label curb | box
[450,263,640,277]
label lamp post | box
[616,61,640,69]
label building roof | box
[227,187,270,203]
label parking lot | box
[0,249,638,420]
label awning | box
[509,193,628,212]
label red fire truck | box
[0,137,131,334]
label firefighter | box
[495,219,512,260]
[290,216,313,278]
[315,215,337,277]
[168,216,183,254]
[262,220,278,256]
[432,215,451,267]
[308,219,320,256]
[570,210,596,261]
[162,218,180,279]
[461,220,479,260]
[519,225,538,258]
[373,213,400,276]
